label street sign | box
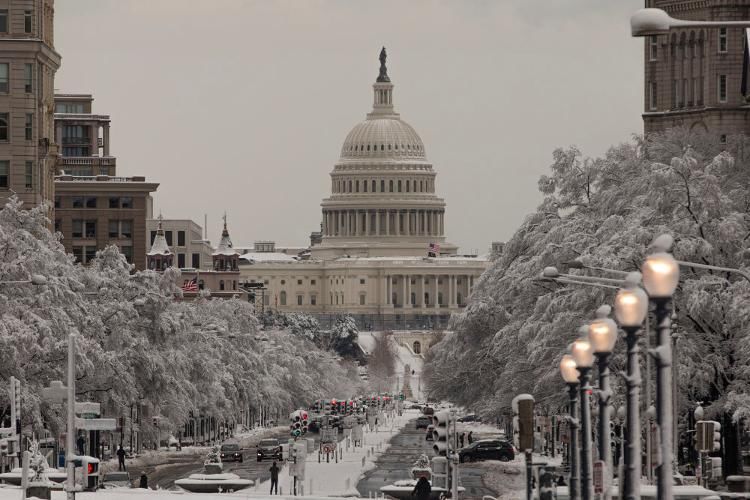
[593,460,604,494]
[75,418,117,431]
[75,402,101,416]
[321,442,336,454]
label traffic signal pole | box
[66,334,76,500]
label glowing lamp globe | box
[642,252,679,298]
[615,285,649,327]
[560,355,579,384]
[571,338,594,368]
[589,307,618,354]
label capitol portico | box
[239,49,488,329]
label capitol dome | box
[340,118,426,161]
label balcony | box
[60,157,116,167]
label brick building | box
[54,94,158,269]
[643,0,750,140]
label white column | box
[417,276,424,308]
[365,210,370,235]
[401,276,407,308]
[90,124,99,157]
[355,210,360,236]
[375,210,380,235]
[432,276,438,308]
[405,275,412,308]
[449,275,457,306]
[387,276,392,305]
[385,211,390,235]
[383,274,388,305]
[103,123,110,156]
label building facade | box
[0,0,60,209]
[146,218,213,271]
[54,94,158,270]
[643,0,750,140]
[240,50,488,330]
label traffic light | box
[152,417,159,426]
[432,410,451,456]
[10,377,20,437]
[512,394,535,452]
[711,421,721,452]
[300,410,309,435]
[290,410,302,438]
[695,420,720,453]
[81,456,100,491]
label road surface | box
[356,417,498,500]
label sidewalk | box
[256,410,418,496]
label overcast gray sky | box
[55,0,644,253]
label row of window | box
[346,142,422,154]
[0,111,34,142]
[648,28,727,62]
[0,63,34,94]
[176,253,202,269]
[333,177,433,194]
[0,160,35,189]
[647,74,729,111]
[56,196,134,209]
[73,245,133,264]
[149,230,187,247]
[0,10,33,35]
[66,219,133,239]
[278,291,319,306]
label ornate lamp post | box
[572,336,595,500]
[642,235,680,500]
[614,273,649,500]
[560,354,581,500]
[589,305,618,499]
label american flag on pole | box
[182,277,198,292]
[428,242,440,257]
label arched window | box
[420,180,423,192]
[219,280,225,291]
[424,292,430,306]
[356,180,359,192]
[398,180,402,192]
[406,181,410,193]
[348,180,352,192]
[280,291,287,306]
[371,180,376,192]
[438,292,444,305]
[389,180,393,192]
[380,144,384,151]
[413,341,421,355]
[380,180,385,192]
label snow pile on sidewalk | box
[476,453,562,500]
[257,409,417,497]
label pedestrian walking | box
[467,431,473,444]
[412,476,431,500]
[117,445,126,471]
[269,460,280,495]
[459,432,465,448]
[76,434,85,456]
[139,472,148,489]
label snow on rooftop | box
[240,252,299,263]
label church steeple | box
[147,213,174,271]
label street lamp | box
[614,272,649,500]
[630,8,750,37]
[571,335,594,500]
[642,235,680,500]
[589,305,617,499]
[560,354,581,500]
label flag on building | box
[182,277,198,292]
[428,242,440,257]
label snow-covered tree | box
[424,129,750,474]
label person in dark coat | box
[76,434,85,456]
[467,431,474,444]
[459,432,465,448]
[117,445,126,471]
[139,472,148,489]
[412,476,431,500]
[269,460,280,495]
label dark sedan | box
[459,439,515,463]
[257,438,282,462]
[220,443,243,463]
[416,416,431,429]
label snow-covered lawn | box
[255,409,418,497]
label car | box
[257,438,282,462]
[458,414,479,423]
[416,416,431,429]
[101,471,131,489]
[459,439,515,463]
[425,424,434,441]
[220,443,244,463]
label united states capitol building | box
[239,50,488,330]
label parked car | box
[416,416,431,429]
[458,414,479,423]
[257,438,282,462]
[425,424,435,441]
[101,471,131,489]
[220,443,243,463]
[459,439,515,463]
